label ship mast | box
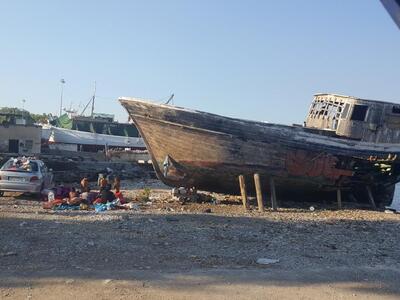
[91,81,96,117]
[80,81,97,116]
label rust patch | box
[286,150,353,180]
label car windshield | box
[1,159,39,172]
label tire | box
[0,191,4,197]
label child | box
[99,176,108,190]
[94,184,115,204]
[113,176,121,192]
[80,176,90,193]
[67,188,82,206]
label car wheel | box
[0,191,4,197]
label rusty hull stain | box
[286,150,353,180]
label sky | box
[0,0,399,124]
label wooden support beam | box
[337,188,342,209]
[238,175,249,210]
[366,186,377,210]
[270,177,277,211]
[254,173,264,212]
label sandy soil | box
[1,179,400,299]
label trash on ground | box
[256,258,280,265]
[0,252,17,257]
[172,187,199,203]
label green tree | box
[0,107,52,125]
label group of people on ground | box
[43,172,126,209]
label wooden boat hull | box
[119,98,400,203]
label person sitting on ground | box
[99,176,108,191]
[80,176,90,193]
[66,188,82,206]
[113,176,121,192]
[94,184,115,204]
[113,177,126,204]
[106,168,114,183]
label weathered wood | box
[270,177,277,211]
[119,97,400,207]
[366,186,377,210]
[254,173,264,212]
[337,188,342,209]
[238,175,249,210]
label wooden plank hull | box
[119,98,400,202]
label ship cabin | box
[53,113,140,138]
[304,93,400,143]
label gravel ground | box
[1,179,400,299]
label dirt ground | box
[1,179,400,299]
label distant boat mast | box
[80,81,97,117]
[59,78,66,117]
[91,81,96,117]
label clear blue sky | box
[0,0,399,124]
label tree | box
[0,107,52,125]
[30,113,52,124]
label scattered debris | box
[126,203,140,211]
[172,187,199,203]
[256,258,280,265]
[0,252,17,257]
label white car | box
[0,158,53,196]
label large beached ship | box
[119,94,400,206]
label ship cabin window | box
[341,103,350,119]
[392,106,400,114]
[309,101,341,119]
[350,105,368,121]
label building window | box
[25,140,33,150]
[350,105,368,121]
